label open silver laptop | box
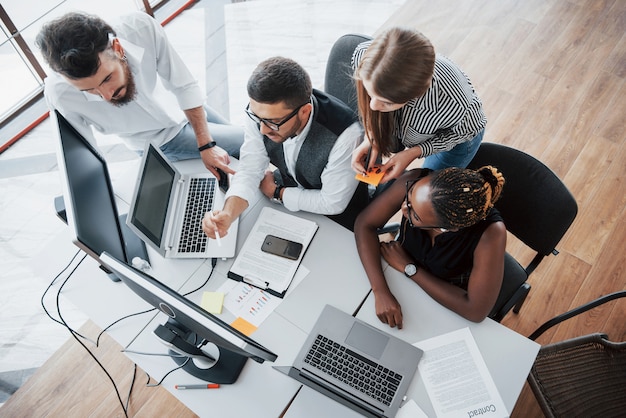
[275,305,422,418]
[126,142,237,259]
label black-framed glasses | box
[405,179,446,230]
[245,102,308,131]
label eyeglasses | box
[245,102,308,131]
[405,179,446,230]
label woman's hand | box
[373,289,404,329]
[379,148,421,183]
[380,241,413,273]
[351,140,379,174]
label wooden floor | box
[0,320,197,418]
[3,0,625,417]
[383,0,626,416]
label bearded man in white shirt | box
[36,11,242,179]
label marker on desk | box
[175,383,220,390]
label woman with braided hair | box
[354,166,506,326]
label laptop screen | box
[129,145,176,246]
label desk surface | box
[285,266,540,417]
[47,158,538,418]
[48,157,373,417]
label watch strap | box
[273,185,284,201]
[198,141,217,152]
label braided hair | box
[429,166,504,230]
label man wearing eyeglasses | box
[36,11,243,180]
[203,56,366,238]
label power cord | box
[40,250,95,343]
[96,257,219,344]
[42,251,131,417]
[42,254,219,416]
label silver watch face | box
[404,264,417,277]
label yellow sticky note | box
[201,292,224,314]
[355,165,385,186]
[231,317,257,336]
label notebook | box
[275,305,423,418]
[126,142,238,259]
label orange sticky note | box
[231,317,257,336]
[355,165,385,186]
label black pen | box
[363,146,372,175]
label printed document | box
[414,327,508,418]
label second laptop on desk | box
[126,142,238,259]
[275,304,423,418]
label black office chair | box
[527,291,626,417]
[324,33,372,117]
[320,34,374,232]
[466,142,578,322]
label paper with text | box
[228,207,317,295]
[415,328,508,418]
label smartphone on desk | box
[261,235,303,260]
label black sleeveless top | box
[398,201,503,289]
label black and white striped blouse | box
[352,41,487,157]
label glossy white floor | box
[0,0,403,405]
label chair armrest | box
[529,290,626,340]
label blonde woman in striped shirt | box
[351,27,486,185]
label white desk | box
[45,158,372,417]
[120,196,372,417]
[211,201,373,333]
[284,266,540,417]
[46,156,538,417]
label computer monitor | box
[100,252,277,383]
[53,110,149,281]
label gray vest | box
[263,89,356,189]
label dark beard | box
[110,60,137,107]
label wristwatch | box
[271,185,284,204]
[197,141,217,152]
[404,263,418,278]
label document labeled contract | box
[227,207,318,297]
[415,327,508,418]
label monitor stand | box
[154,319,247,384]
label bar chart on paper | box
[221,281,282,331]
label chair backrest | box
[527,291,626,417]
[324,34,372,116]
[466,142,578,257]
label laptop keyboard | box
[304,334,403,406]
[178,177,216,253]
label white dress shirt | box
[43,11,205,151]
[227,106,363,215]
